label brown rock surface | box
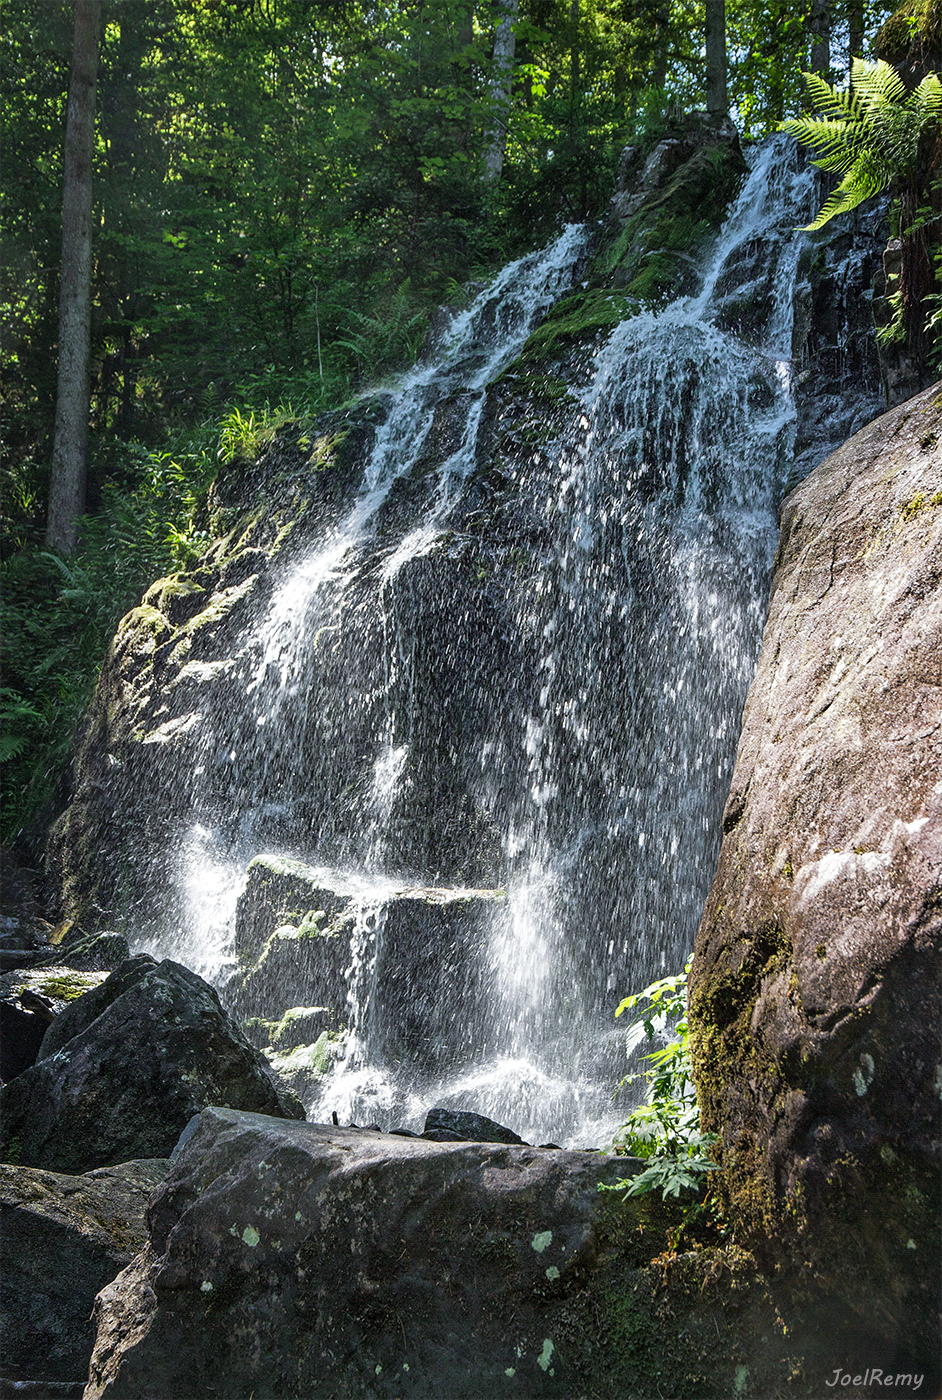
[689,382,942,1362]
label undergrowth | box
[601,957,718,1204]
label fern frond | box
[910,71,942,119]
[801,70,859,123]
[850,57,907,112]
[804,152,887,229]
[781,115,868,174]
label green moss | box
[688,921,792,1232]
[266,1029,342,1077]
[307,431,346,472]
[899,488,942,521]
[514,288,637,364]
[142,575,206,617]
[876,0,942,53]
[32,971,104,1001]
[594,141,748,307]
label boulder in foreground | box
[85,1108,647,1399]
[0,957,303,1175]
[0,1158,168,1386]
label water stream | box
[157,136,827,1146]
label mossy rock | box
[599,142,748,303]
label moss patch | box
[515,289,638,364]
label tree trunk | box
[651,1,670,89]
[847,0,864,61]
[483,0,519,182]
[705,0,727,117]
[809,0,830,78]
[47,0,101,555]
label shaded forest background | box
[0,0,920,853]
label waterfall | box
[154,135,824,1146]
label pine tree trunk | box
[651,2,670,89]
[848,0,864,61]
[705,0,727,117]
[483,0,518,182]
[46,0,101,555]
[809,0,830,77]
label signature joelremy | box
[825,1370,925,1390]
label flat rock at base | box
[0,957,303,1175]
[85,1106,644,1399]
[424,1107,526,1144]
[0,1159,168,1385]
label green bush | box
[601,957,718,1201]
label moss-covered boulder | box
[0,1157,168,1385]
[689,381,942,1375]
[0,964,108,1082]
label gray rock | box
[226,861,505,1076]
[41,931,131,973]
[424,1107,526,1144]
[0,1158,168,1384]
[0,968,109,1083]
[84,1107,645,1399]
[0,957,303,1174]
[689,380,942,1367]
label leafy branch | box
[600,958,717,1202]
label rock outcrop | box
[229,855,506,1085]
[0,956,303,1174]
[689,381,942,1369]
[0,1158,168,1387]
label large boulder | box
[0,1158,168,1386]
[84,1107,651,1400]
[689,382,942,1366]
[0,956,303,1174]
[82,1108,877,1400]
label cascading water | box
[151,135,826,1146]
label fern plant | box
[782,59,941,230]
[783,58,941,369]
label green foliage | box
[0,429,216,847]
[601,959,717,1201]
[782,58,942,229]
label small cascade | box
[148,134,866,1146]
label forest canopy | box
[0,0,906,847]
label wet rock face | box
[227,855,507,1099]
[0,956,303,1175]
[689,382,942,1360]
[0,1158,168,1385]
[84,1107,645,1400]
